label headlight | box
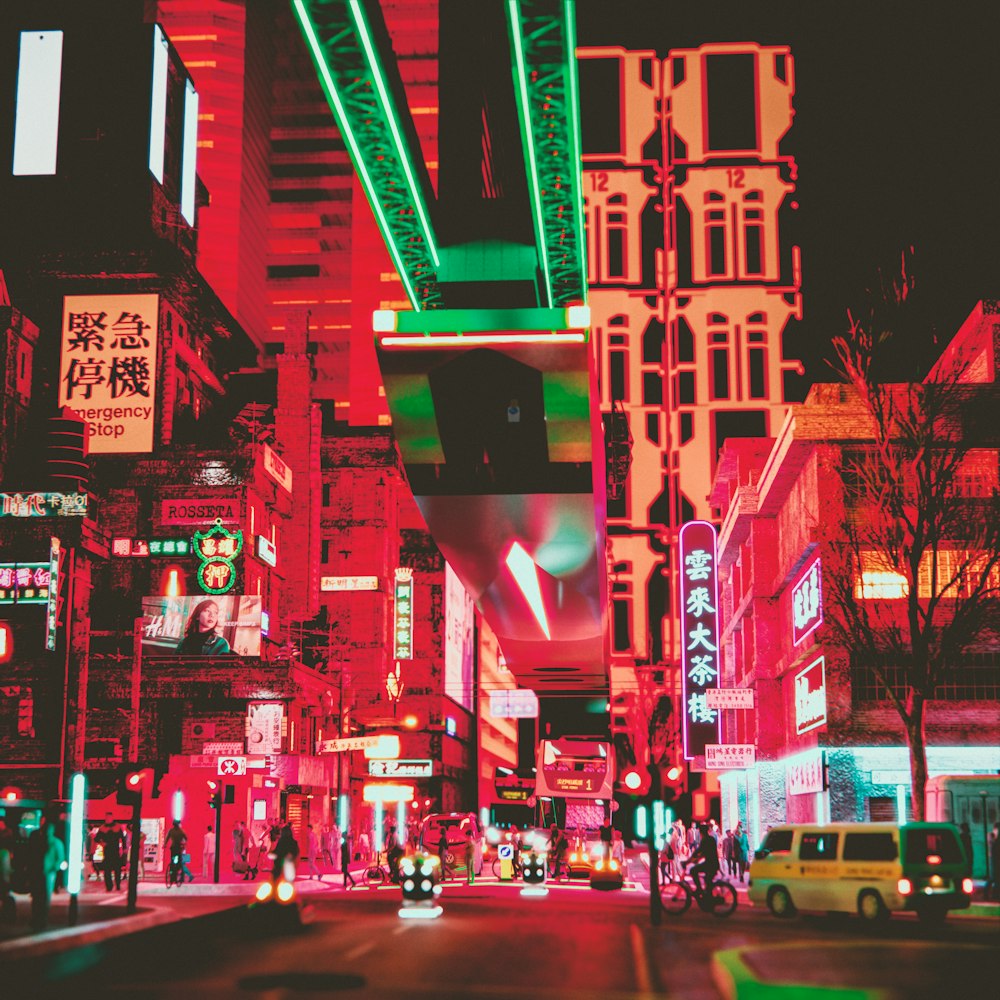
[255,881,274,902]
[276,880,295,903]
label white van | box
[748,822,973,924]
[419,812,484,875]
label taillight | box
[897,878,912,895]
[926,854,942,865]
[962,878,974,894]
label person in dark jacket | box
[272,822,299,879]
[96,817,123,891]
[340,830,356,889]
[176,600,231,655]
[685,823,720,895]
[28,810,65,931]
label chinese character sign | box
[393,567,413,659]
[193,519,243,595]
[59,294,159,453]
[791,557,823,646]
[0,562,51,604]
[679,520,721,759]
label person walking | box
[96,817,123,892]
[437,827,453,881]
[733,821,749,882]
[306,824,322,880]
[272,822,299,880]
[27,808,65,931]
[321,825,334,868]
[599,818,613,861]
[340,830,356,889]
[722,829,734,878]
[330,823,341,871]
[358,828,370,864]
[203,825,216,880]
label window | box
[612,599,630,652]
[321,539,332,564]
[760,829,793,855]
[903,827,962,865]
[748,347,766,398]
[605,201,628,279]
[843,833,897,862]
[711,349,730,399]
[741,191,764,275]
[799,832,839,861]
[13,31,64,176]
[704,193,729,278]
[705,52,758,152]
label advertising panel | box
[159,498,240,525]
[535,738,614,799]
[320,575,379,591]
[444,563,474,711]
[59,293,159,453]
[140,594,261,656]
[246,702,284,755]
[705,744,756,770]
[0,562,51,604]
[679,520,722,759]
[0,492,88,518]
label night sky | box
[576,0,1000,385]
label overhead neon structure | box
[291,0,441,309]
[506,542,551,640]
[506,0,588,308]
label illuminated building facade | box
[710,302,1000,848]
[578,43,803,788]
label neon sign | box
[794,656,828,735]
[679,520,721,760]
[792,557,823,646]
[0,563,51,604]
[45,538,60,651]
[0,492,88,518]
[193,519,243,595]
[112,537,192,557]
[393,567,413,659]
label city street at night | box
[1,1,998,997]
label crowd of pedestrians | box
[661,817,750,884]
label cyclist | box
[684,822,720,896]
[164,820,188,886]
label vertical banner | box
[679,520,721,759]
[45,537,60,650]
[393,567,413,659]
[59,293,159,453]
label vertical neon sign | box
[393,568,413,659]
[679,520,721,759]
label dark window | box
[321,539,332,564]
[680,412,694,444]
[708,219,727,275]
[799,832,839,861]
[271,188,349,203]
[610,351,626,401]
[643,373,662,405]
[714,410,766,456]
[678,371,695,405]
[749,347,766,398]
[271,138,345,154]
[705,52,758,152]
[267,264,321,279]
[580,58,621,155]
[843,833,898,862]
[672,57,686,87]
[322,483,332,506]
[760,829,793,855]
[612,599,630,652]
[676,317,694,363]
[711,349,729,399]
[646,413,659,444]
[607,224,625,277]
[904,827,963,865]
[744,221,763,274]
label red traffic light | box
[2,786,22,802]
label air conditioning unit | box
[184,720,216,741]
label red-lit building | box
[709,302,1000,849]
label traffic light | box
[519,849,548,896]
[118,766,152,807]
[207,779,222,810]
[398,852,443,919]
[620,764,652,798]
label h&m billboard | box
[140,594,261,657]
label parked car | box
[419,813,484,875]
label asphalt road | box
[10,879,999,999]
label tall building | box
[578,43,803,795]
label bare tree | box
[820,265,1000,819]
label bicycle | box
[165,852,185,889]
[659,867,737,917]
[363,852,392,887]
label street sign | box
[489,689,539,718]
[217,756,247,776]
[704,744,756,770]
[203,741,244,756]
[705,688,755,710]
[317,734,383,754]
[368,759,433,778]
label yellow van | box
[748,822,973,924]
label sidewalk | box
[0,866,352,960]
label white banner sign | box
[368,759,433,778]
[705,743,756,770]
[321,576,379,591]
[262,443,293,494]
[317,735,382,754]
[489,689,539,718]
[786,749,825,795]
[705,688,755,710]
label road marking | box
[392,923,410,936]
[343,940,376,960]
[629,923,656,998]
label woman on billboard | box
[176,599,231,655]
